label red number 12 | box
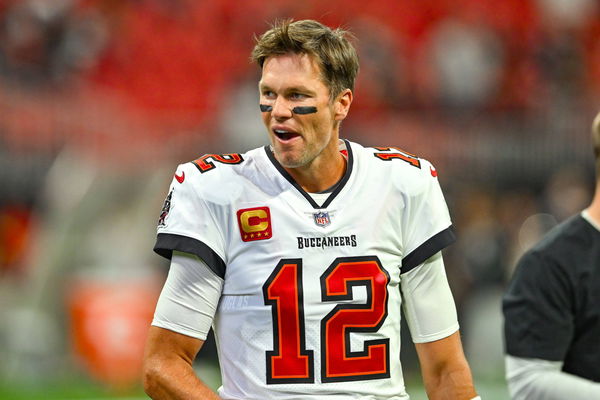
[263,256,390,384]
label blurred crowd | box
[0,0,599,390]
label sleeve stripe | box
[401,226,456,274]
[154,233,226,278]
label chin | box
[276,152,309,169]
[278,157,304,169]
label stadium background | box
[0,0,599,399]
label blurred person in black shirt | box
[502,110,600,399]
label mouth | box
[272,127,301,143]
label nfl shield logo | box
[313,211,331,227]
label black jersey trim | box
[401,226,456,273]
[154,233,226,278]
[263,139,354,210]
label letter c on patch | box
[236,207,272,242]
[240,209,268,232]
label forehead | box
[259,53,325,90]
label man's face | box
[259,53,346,169]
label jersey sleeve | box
[505,355,600,400]
[401,252,459,342]
[153,163,226,278]
[400,160,455,273]
[152,251,224,340]
[502,250,574,361]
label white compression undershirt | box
[152,250,458,344]
[505,355,600,399]
[152,251,224,340]
[401,251,459,343]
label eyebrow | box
[259,84,316,96]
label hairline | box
[259,52,343,102]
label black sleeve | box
[154,233,226,279]
[502,250,574,361]
[401,226,456,273]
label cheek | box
[308,116,333,143]
[307,116,325,133]
[313,110,334,131]
[261,113,270,128]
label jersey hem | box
[411,324,459,343]
[151,320,208,341]
[504,348,565,362]
[154,232,226,278]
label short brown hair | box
[251,19,359,100]
[593,111,600,175]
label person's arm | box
[401,252,478,399]
[415,331,478,400]
[505,355,600,400]
[143,327,221,399]
[143,251,224,399]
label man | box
[143,19,479,400]
[502,111,600,399]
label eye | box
[262,90,276,99]
[289,92,308,100]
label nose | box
[271,97,293,120]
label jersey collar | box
[263,139,354,210]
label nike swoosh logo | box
[175,171,185,183]
[430,166,438,177]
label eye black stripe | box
[292,106,317,114]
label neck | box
[284,145,346,193]
[586,181,600,224]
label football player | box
[503,112,600,399]
[143,19,479,400]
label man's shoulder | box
[175,146,263,181]
[351,141,440,192]
[519,214,593,273]
[187,147,262,174]
[168,147,266,202]
[530,214,591,254]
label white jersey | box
[153,140,458,400]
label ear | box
[334,89,353,121]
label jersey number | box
[192,153,243,173]
[262,256,390,384]
[373,146,421,168]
